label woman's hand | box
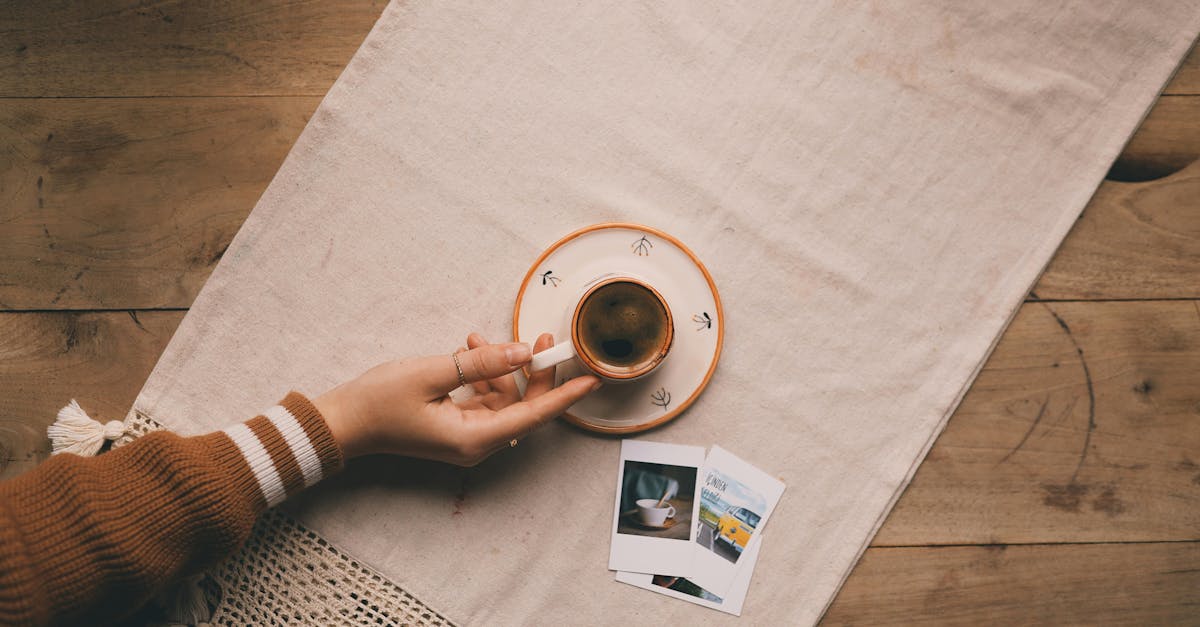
[314,333,600,465]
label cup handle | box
[666,505,676,518]
[530,340,577,372]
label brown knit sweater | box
[0,392,343,626]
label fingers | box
[475,374,600,448]
[468,332,519,403]
[460,340,491,396]
[415,340,533,398]
[524,333,557,400]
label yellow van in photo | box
[716,506,761,553]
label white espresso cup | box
[530,274,674,383]
[635,498,676,526]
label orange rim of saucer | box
[512,222,724,435]
[570,276,675,381]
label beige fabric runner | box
[129,1,1199,624]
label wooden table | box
[1,4,1197,623]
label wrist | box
[313,385,368,460]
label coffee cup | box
[635,498,676,526]
[529,274,674,382]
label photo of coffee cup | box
[636,498,677,527]
[617,459,696,540]
[529,275,674,382]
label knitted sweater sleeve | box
[0,392,343,626]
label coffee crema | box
[574,280,672,376]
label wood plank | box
[1164,39,1200,95]
[877,300,1200,545]
[1108,96,1200,183]
[0,97,318,309]
[1034,158,1200,300]
[1034,59,1200,301]
[822,542,1200,625]
[0,311,182,479]
[0,0,385,97]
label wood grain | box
[1034,159,1200,300]
[822,542,1200,625]
[878,300,1200,545]
[1165,40,1200,95]
[0,97,318,309]
[1107,96,1200,182]
[0,311,182,479]
[0,0,386,97]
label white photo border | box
[615,534,763,616]
[608,440,706,576]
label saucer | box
[621,512,679,530]
[513,223,723,434]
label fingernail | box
[590,379,603,392]
[506,343,533,365]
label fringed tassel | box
[157,573,217,626]
[47,400,127,457]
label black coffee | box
[576,281,671,372]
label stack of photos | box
[609,442,785,616]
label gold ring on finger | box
[452,352,468,388]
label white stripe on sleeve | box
[265,405,325,487]
[223,423,287,507]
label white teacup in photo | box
[635,498,676,527]
[529,274,674,383]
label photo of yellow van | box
[716,506,761,553]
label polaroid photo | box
[609,440,706,576]
[615,534,763,616]
[689,445,785,598]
